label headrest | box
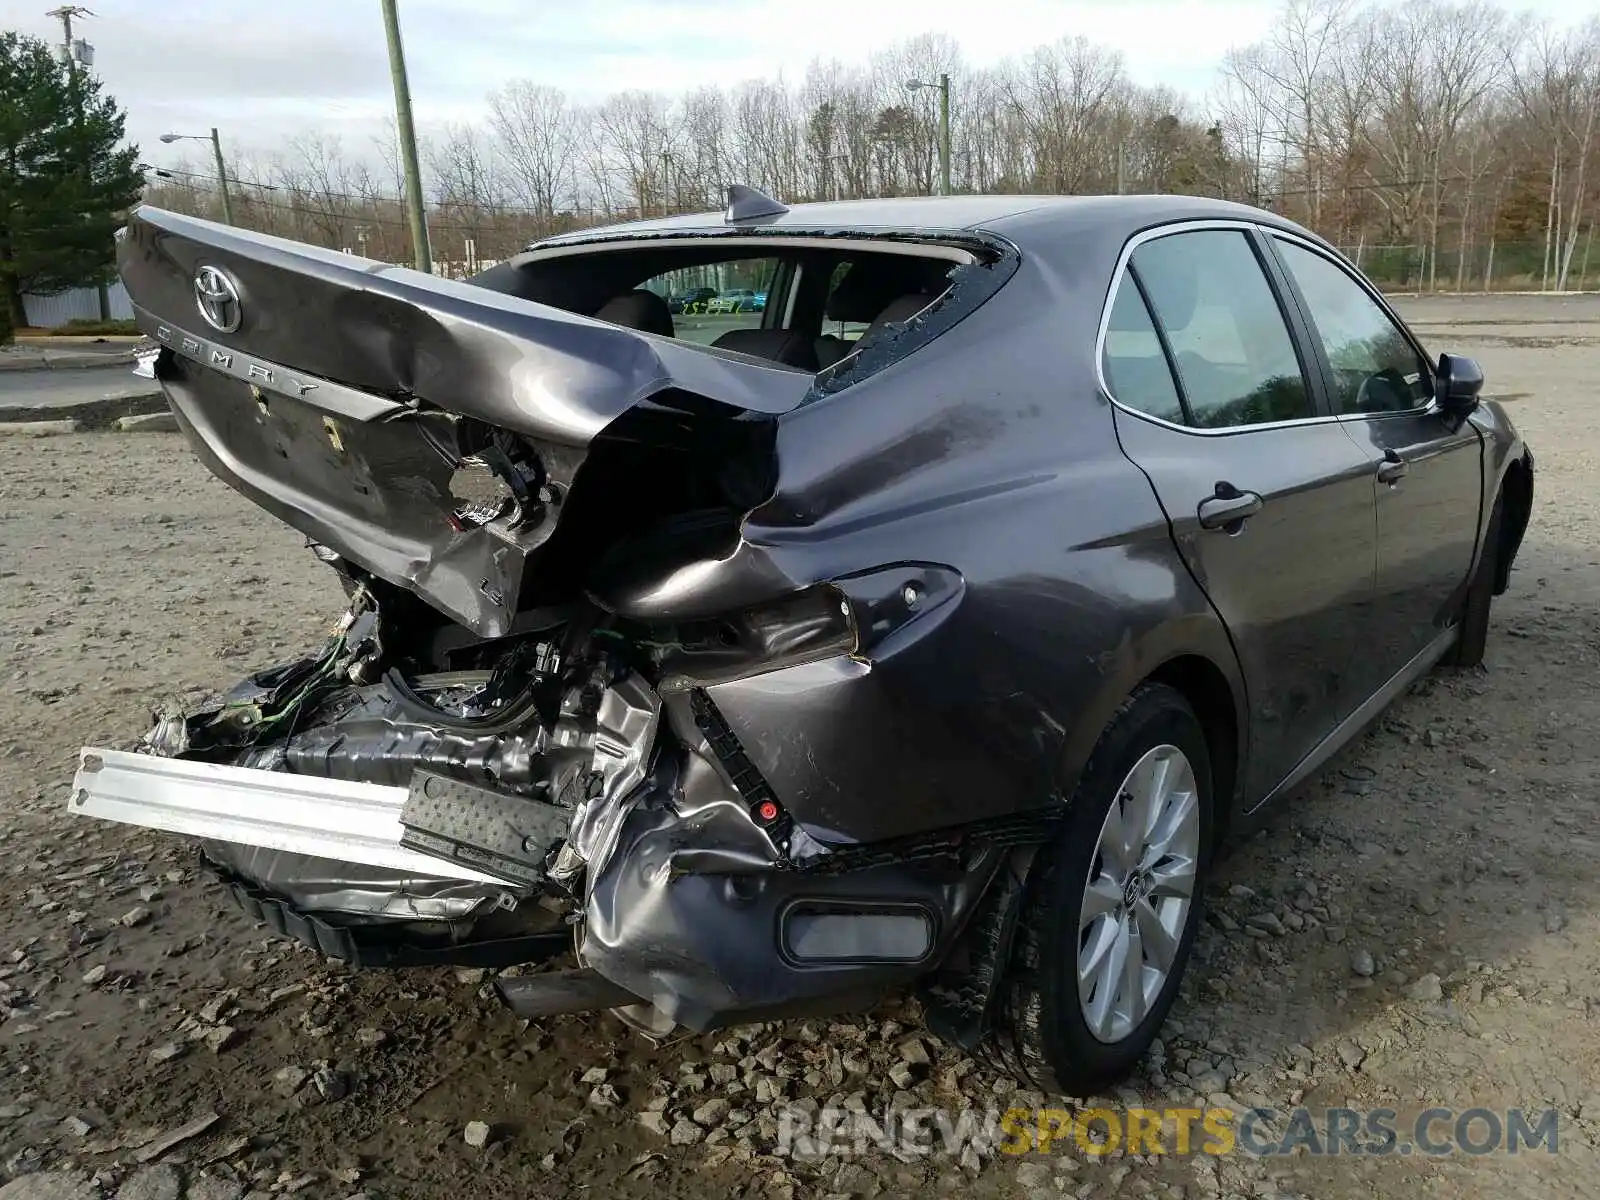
[826,259,949,322]
[864,293,936,338]
[594,289,675,337]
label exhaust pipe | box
[495,969,644,1019]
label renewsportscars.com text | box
[775,1105,1560,1160]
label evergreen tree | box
[0,31,142,339]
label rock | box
[1245,912,1284,936]
[1350,949,1375,977]
[0,1105,30,1121]
[832,1162,876,1195]
[114,413,179,434]
[138,886,164,903]
[1405,974,1444,1004]
[1545,908,1567,933]
[119,907,152,928]
[1415,893,1440,916]
[898,1036,931,1066]
[888,1061,919,1089]
[1324,924,1346,944]
[132,1111,221,1164]
[454,968,489,986]
[186,1178,244,1200]
[1460,752,1491,771]
[0,1173,98,1200]
[80,965,108,986]
[309,1064,347,1101]
[463,1121,492,1148]
[693,1098,730,1127]
[588,1084,622,1110]
[273,1066,309,1097]
[1015,1161,1054,1193]
[1337,1041,1365,1070]
[669,1117,705,1146]
[148,1042,184,1065]
[204,1025,237,1053]
[0,420,78,438]
[61,1116,93,1138]
[354,1027,388,1048]
[580,1066,609,1085]
[637,1111,670,1137]
[115,1165,182,1200]
[1423,728,1444,748]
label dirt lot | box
[1,294,1598,1200]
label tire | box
[1443,490,1504,668]
[978,683,1213,1096]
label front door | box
[1102,225,1380,804]
[1267,236,1484,673]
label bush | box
[50,317,141,336]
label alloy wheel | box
[1077,743,1200,1044]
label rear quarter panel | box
[704,242,1247,845]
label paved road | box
[0,366,155,411]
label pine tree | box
[0,31,142,340]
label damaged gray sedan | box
[71,188,1532,1093]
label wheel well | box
[1495,457,1532,596]
[1148,655,1239,846]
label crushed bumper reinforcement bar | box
[68,747,505,886]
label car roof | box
[530,194,1307,251]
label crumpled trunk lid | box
[117,206,808,635]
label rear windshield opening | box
[474,240,968,377]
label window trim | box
[1263,231,1439,423]
[1096,219,1344,437]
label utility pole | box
[48,8,108,317]
[209,128,234,225]
[906,74,952,197]
[379,0,432,273]
[937,73,951,198]
[660,151,674,216]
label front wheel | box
[980,683,1213,1095]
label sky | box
[0,0,1586,176]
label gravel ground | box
[2,295,1598,1200]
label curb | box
[0,353,138,373]
[0,418,79,437]
[0,391,168,431]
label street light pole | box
[379,0,432,274]
[905,74,953,197]
[160,130,233,225]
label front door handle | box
[1377,451,1408,485]
[1197,483,1265,531]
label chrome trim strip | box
[67,747,505,884]
[1250,625,1458,812]
[1095,218,1347,438]
[137,307,406,423]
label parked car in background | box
[81,189,1532,1097]
[668,286,718,314]
[708,288,756,313]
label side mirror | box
[1435,353,1484,418]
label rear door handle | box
[1197,484,1265,531]
[1377,451,1408,485]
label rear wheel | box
[980,683,1213,1095]
[1444,490,1504,669]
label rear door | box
[1103,224,1380,804]
[1266,235,1483,673]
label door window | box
[1102,279,1185,424]
[1131,230,1312,429]
[1273,239,1433,415]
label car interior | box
[475,243,958,376]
